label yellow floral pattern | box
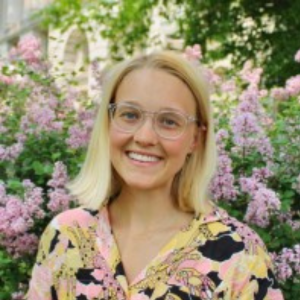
[27,206,284,300]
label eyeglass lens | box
[110,104,188,139]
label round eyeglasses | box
[108,103,199,140]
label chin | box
[124,178,169,191]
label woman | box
[27,51,283,299]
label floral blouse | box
[27,205,284,300]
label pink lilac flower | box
[244,187,281,228]
[239,166,280,228]
[66,109,96,149]
[238,87,262,113]
[23,180,45,219]
[203,68,222,89]
[66,125,90,149]
[239,177,261,194]
[256,136,274,159]
[47,162,73,213]
[240,61,263,87]
[210,129,238,201]
[0,181,44,257]
[48,161,69,188]
[2,233,39,258]
[276,211,300,231]
[0,74,14,85]
[273,245,300,281]
[220,80,236,93]
[47,188,72,212]
[286,75,300,96]
[231,84,274,161]
[271,87,289,101]
[252,166,274,182]
[0,184,6,203]
[22,95,64,134]
[210,153,238,201]
[0,145,7,160]
[7,142,24,160]
[16,35,42,65]
[232,112,261,136]
[0,142,24,162]
[28,105,63,132]
[295,49,300,63]
[15,133,27,143]
[259,89,268,98]
[184,44,202,61]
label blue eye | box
[116,107,141,123]
[157,113,183,129]
[121,112,139,119]
[162,118,178,127]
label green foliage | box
[39,0,300,84]
[0,252,33,299]
[0,39,95,299]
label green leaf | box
[6,179,23,191]
[32,161,46,175]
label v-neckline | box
[101,205,198,288]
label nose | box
[133,115,158,145]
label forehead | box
[114,68,197,113]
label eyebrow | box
[116,100,189,114]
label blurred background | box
[1,0,300,90]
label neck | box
[109,187,188,234]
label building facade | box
[0,0,50,56]
[0,1,180,95]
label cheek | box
[164,137,192,159]
[109,128,129,152]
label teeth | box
[128,152,160,162]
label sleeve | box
[26,220,70,300]
[231,243,284,300]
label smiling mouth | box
[127,151,162,163]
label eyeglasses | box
[108,102,199,140]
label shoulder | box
[219,209,267,252]
[50,206,100,229]
[197,207,268,258]
[38,207,99,243]
[37,207,104,256]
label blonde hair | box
[67,51,217,214]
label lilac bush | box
[0,35,97,299]
[196,46,300,298]
[0,37,299,299]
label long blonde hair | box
[67,51,217,214]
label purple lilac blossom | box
[231,83,274,161]
[295,49,300,63]
[271,87,289,101]
[0,182,44,257]
[47,161,74,212]
[66,109,96,149]
[184,44,202,61]
[244,187,281,228]
[210,129,238,201]
[239,61,263,87]
[14,35,42,66]
[286,75,300,96]
[273,244,300,281]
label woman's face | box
[109,68,200,192]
